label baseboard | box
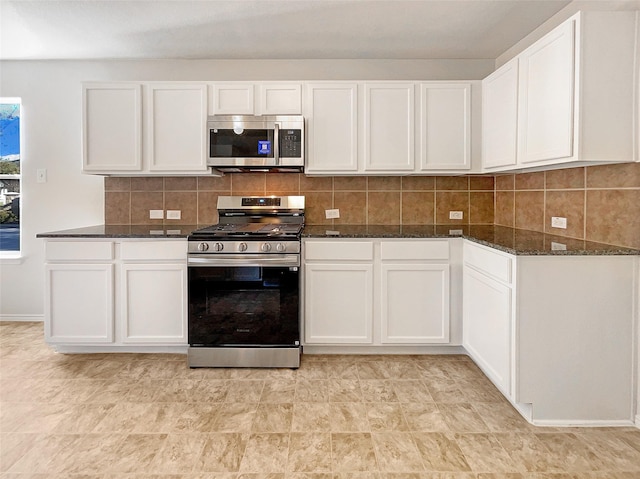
[530,418,637,428]
[636,414,640,429]
[0,314,44,322]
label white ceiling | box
[1,0,577,60]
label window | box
[0,99,20,256]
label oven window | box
[210,129,274,158]
[188,266,299,347]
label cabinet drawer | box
[305,241,374,261]
[120,240,187,261]
[463,241,513,284]
[46,241,114,261]
[381,240,449,260]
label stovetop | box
[189,222,303,239]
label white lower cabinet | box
[121,263,187,343]
[463,240,636,425]
[304,263,374,344]
[44,239,187,350]
[463,256,513,396]
[303,238,451,347]
[46,263,115,344]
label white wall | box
[0,58,494,320]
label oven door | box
[188,255,300,348]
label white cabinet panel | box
[211,83,254,114]
[364,83,415,171]
[305,240,373,261]
[304,263,373,344]
[305,83,358,173]
[380,240,449,261]
[462,265,512,395]
[121,263,187,343]
[381,263,450,344]
[147,83,208,172]
[518,18,575,164]
[259,84,302,115]
[82,83,142,172]
[419,83,471,170]
[45,263,114,343]
[482,59,519,169]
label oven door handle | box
[188,254,300,268]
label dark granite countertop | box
[37,224,639,256]
[36,224,202,239]
[302,224,640,256]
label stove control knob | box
[197,242,209,252]
[261,243,272,252]
[238,242,248,252]
[276,243,286,252]
[213,242,224,252]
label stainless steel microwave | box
[207,115,304,173]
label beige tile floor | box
[1,322,640,479]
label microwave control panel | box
[280,129,302,158]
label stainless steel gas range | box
[187,195,304,368]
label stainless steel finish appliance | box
[207,115,304,172]
[187,195,305,368]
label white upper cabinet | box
[518,18,575,164]
[83,82,211,175]
[364,82,415,172]
[82,83,142,173]
[482,59,519,170]
[418,82,471,171]
[258,83,302,115]
[305,81,476,175]
[482,11,639,172]
[304,83,359,173]
[210,82,302,115]
[211,83,255,114]
[147,83,209,173]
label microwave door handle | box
[274,122,280,166]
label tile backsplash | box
[105,162,640,249]
[105,174,495,227]
[495,162,640,250]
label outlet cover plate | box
[551,216,567,229]
[325,209,340,219]
[449,211,463,220]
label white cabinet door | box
[482,59,519,169]
[517,18,575,164]
[419,83,471,170]
[211,83,255,114]
[304,263,373,344]
[462,265,512,396]
[305,83,358,173]
[120,263,187,343]
[258,83,302,114]
[380,263,450,344]
[45,263,114,343]
[364,83,415,171]
[147,83,208,172]
[82,83,142,172]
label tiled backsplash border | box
[105,162,640,249]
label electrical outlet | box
[551,241,567,251]
[166,210,181,220]
[325,209,340,219]
[449,211,463,220]
[149,210,164,219]
[36,169,47,183]
[551,216,567,229]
